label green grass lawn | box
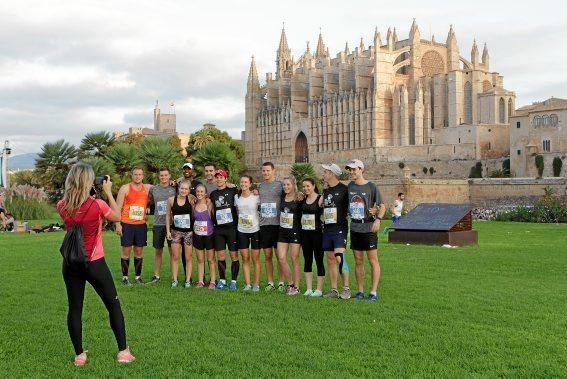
[0,222,566,377]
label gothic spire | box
[374,26,382,47]
[359,37,365,52]
[277,27,290,55]
[446,24,456,45]
[471,39,479,65]
[316,30,326,59]
[247,55,259,90]
[344,41,350,55]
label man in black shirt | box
[177,163,202,196]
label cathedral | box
[244,21,516,177]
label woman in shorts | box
[192,184,216,289]
[166,180,193,289]
[234,175,260,292]
[276,176,302,295]
[300,178,325,297]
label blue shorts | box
[322,229,347,252]
[392,215,401,223]
[121,222,147,247]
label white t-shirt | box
[393,199,404,217]
[234,193,260,233]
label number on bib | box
[301,214,316,230]
[173,214,191,229]
[323,207,337,224]
[129,205,145,221]
[216,208,233,225]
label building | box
[244,21,515,177]
[510,97,567,177]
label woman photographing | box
[56,163,135,366]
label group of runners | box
[115,159,386,301]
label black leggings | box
[63,258,127,355]
[302,230,325,276]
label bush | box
[490,169,507,178]
[5,197,54,220]
[429,167,435,175]
[494,187,567,223]
[422,167,428,174]
[495,206,535,222]
[535,155,544,177]
[469,161,483,178]
[290,163,319,188]
[398,162,405,169]
[552,157,562,177]
[502,159,511,177]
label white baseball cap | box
[182,163,193,170]
[345,159,364,170]
[321,163,342,176]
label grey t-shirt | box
[203,180,218,196]
[347,181,383,233]
[149,184,176,226]
[258,180,284,226]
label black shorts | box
[350,231,378,251]
[121,222,147,247]
[238,231,260,250]
[214,227,237,252]
[322,229,347,252]
[278,228,300,244]
[193,234,214,250]
[152,225,171,249]
[259,225,279,249]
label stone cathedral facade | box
[244,21,516,177]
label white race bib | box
[216,208,234,225]
[156,201,167,216]
[129,205,145,221]
[173,214,191,229]
[239,214,254,228]
[301,214,316,230]
[349,202,365,220]
[194,220,209,236]
[323,207,337,224]
[280,212,294,229]
[260,202,277,218]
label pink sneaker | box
[117,347,136,363]
[74,351,87,366]
[196,281,205,288]
[287,285,299,296]
[208,281,216,290]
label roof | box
[514,97,567,116]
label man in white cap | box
[345,159,385,301]
[177,162,201,196]
[318,163,351,299]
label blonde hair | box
[282,176,297,194]
[62,163,95,215]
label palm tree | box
[192,142,244,183]
[140,137,184,183]
[105,142,142,177]
[79,131,116,159]
[35,139,78,200]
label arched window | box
[533,116,541,127]
[464,81,473,124]
[550,114,559,126]
[499,98,505,123]
[508,98,513,117]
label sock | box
[231,260,240,281]
[278,281,284,286]
[121,258,129,277]
[218,259,226,280]
[370,291,377,296]
[134,257,143,277]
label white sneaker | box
[243,284,252,291]
[303,289,313,296]
[310,289,323,297]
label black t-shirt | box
[209,187,238,228]
[301,195,322,232]
[322,183,349,232]
[279,196,302,232]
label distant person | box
[147,167,176,284]
[115,167,151,285]
[56,163,135,366]
[346,159,385,301]
[0,192,9,230]
[391,193,405,223]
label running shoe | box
[196,281,205,288]
[287,286,299,296]
[355,291,365,300]
[252,285,260,292]
[277,283,285,293]
[229,281,237,290]
[303,289,314,296]
[134,277,143,284]
[171,281,178,289]
[339,287,352,300]
[121,277,131,286]
[243,284,252,291]
[116,348,136,363]
[367,293,379,301]
[148,276,160,284]
[310,289,323,297]
[264,283,276,292]
[74,351,88,366]
[184,281,191,289]
[324,289,340,298]
[208,281,216,290]
[216,281,227,290]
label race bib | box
[194,220,208,236]
[301,214,316,230]
[239,214,254,228]
[323,207,337,224]
[173,214,191,229]
[129,205,145,221]
[216,208,234,225]
[349,202,365,220]
[260,202,277,218]
[156,201,167,216]
[280,212,294,229]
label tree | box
[535,155,544,178]
[35,139,78,200]
[552,157,563,177]
[186,126,244,160]
[291,163,319,187]
[105,142,142,181]
[140,137,184,183]
[192,142,244,183]
[79,131,115,159]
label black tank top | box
[171,196,192,232]
[301,195,322,232]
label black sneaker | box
[122,277,131,286]
[148,276,160,284]
[134,277,143,284]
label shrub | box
[5,197,53,220]
[534,187,567,223]
[494,206,535,222]
[469,161,483,178]
[290,163,319,187]
[552,157,563,177]
[398,162,405,169]
[490,169,507,178]
[422,167,428,174]
[502,159,511,177]
[535,155,544,177]
[429,167,435,175]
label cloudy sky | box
[1,0,566,155]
